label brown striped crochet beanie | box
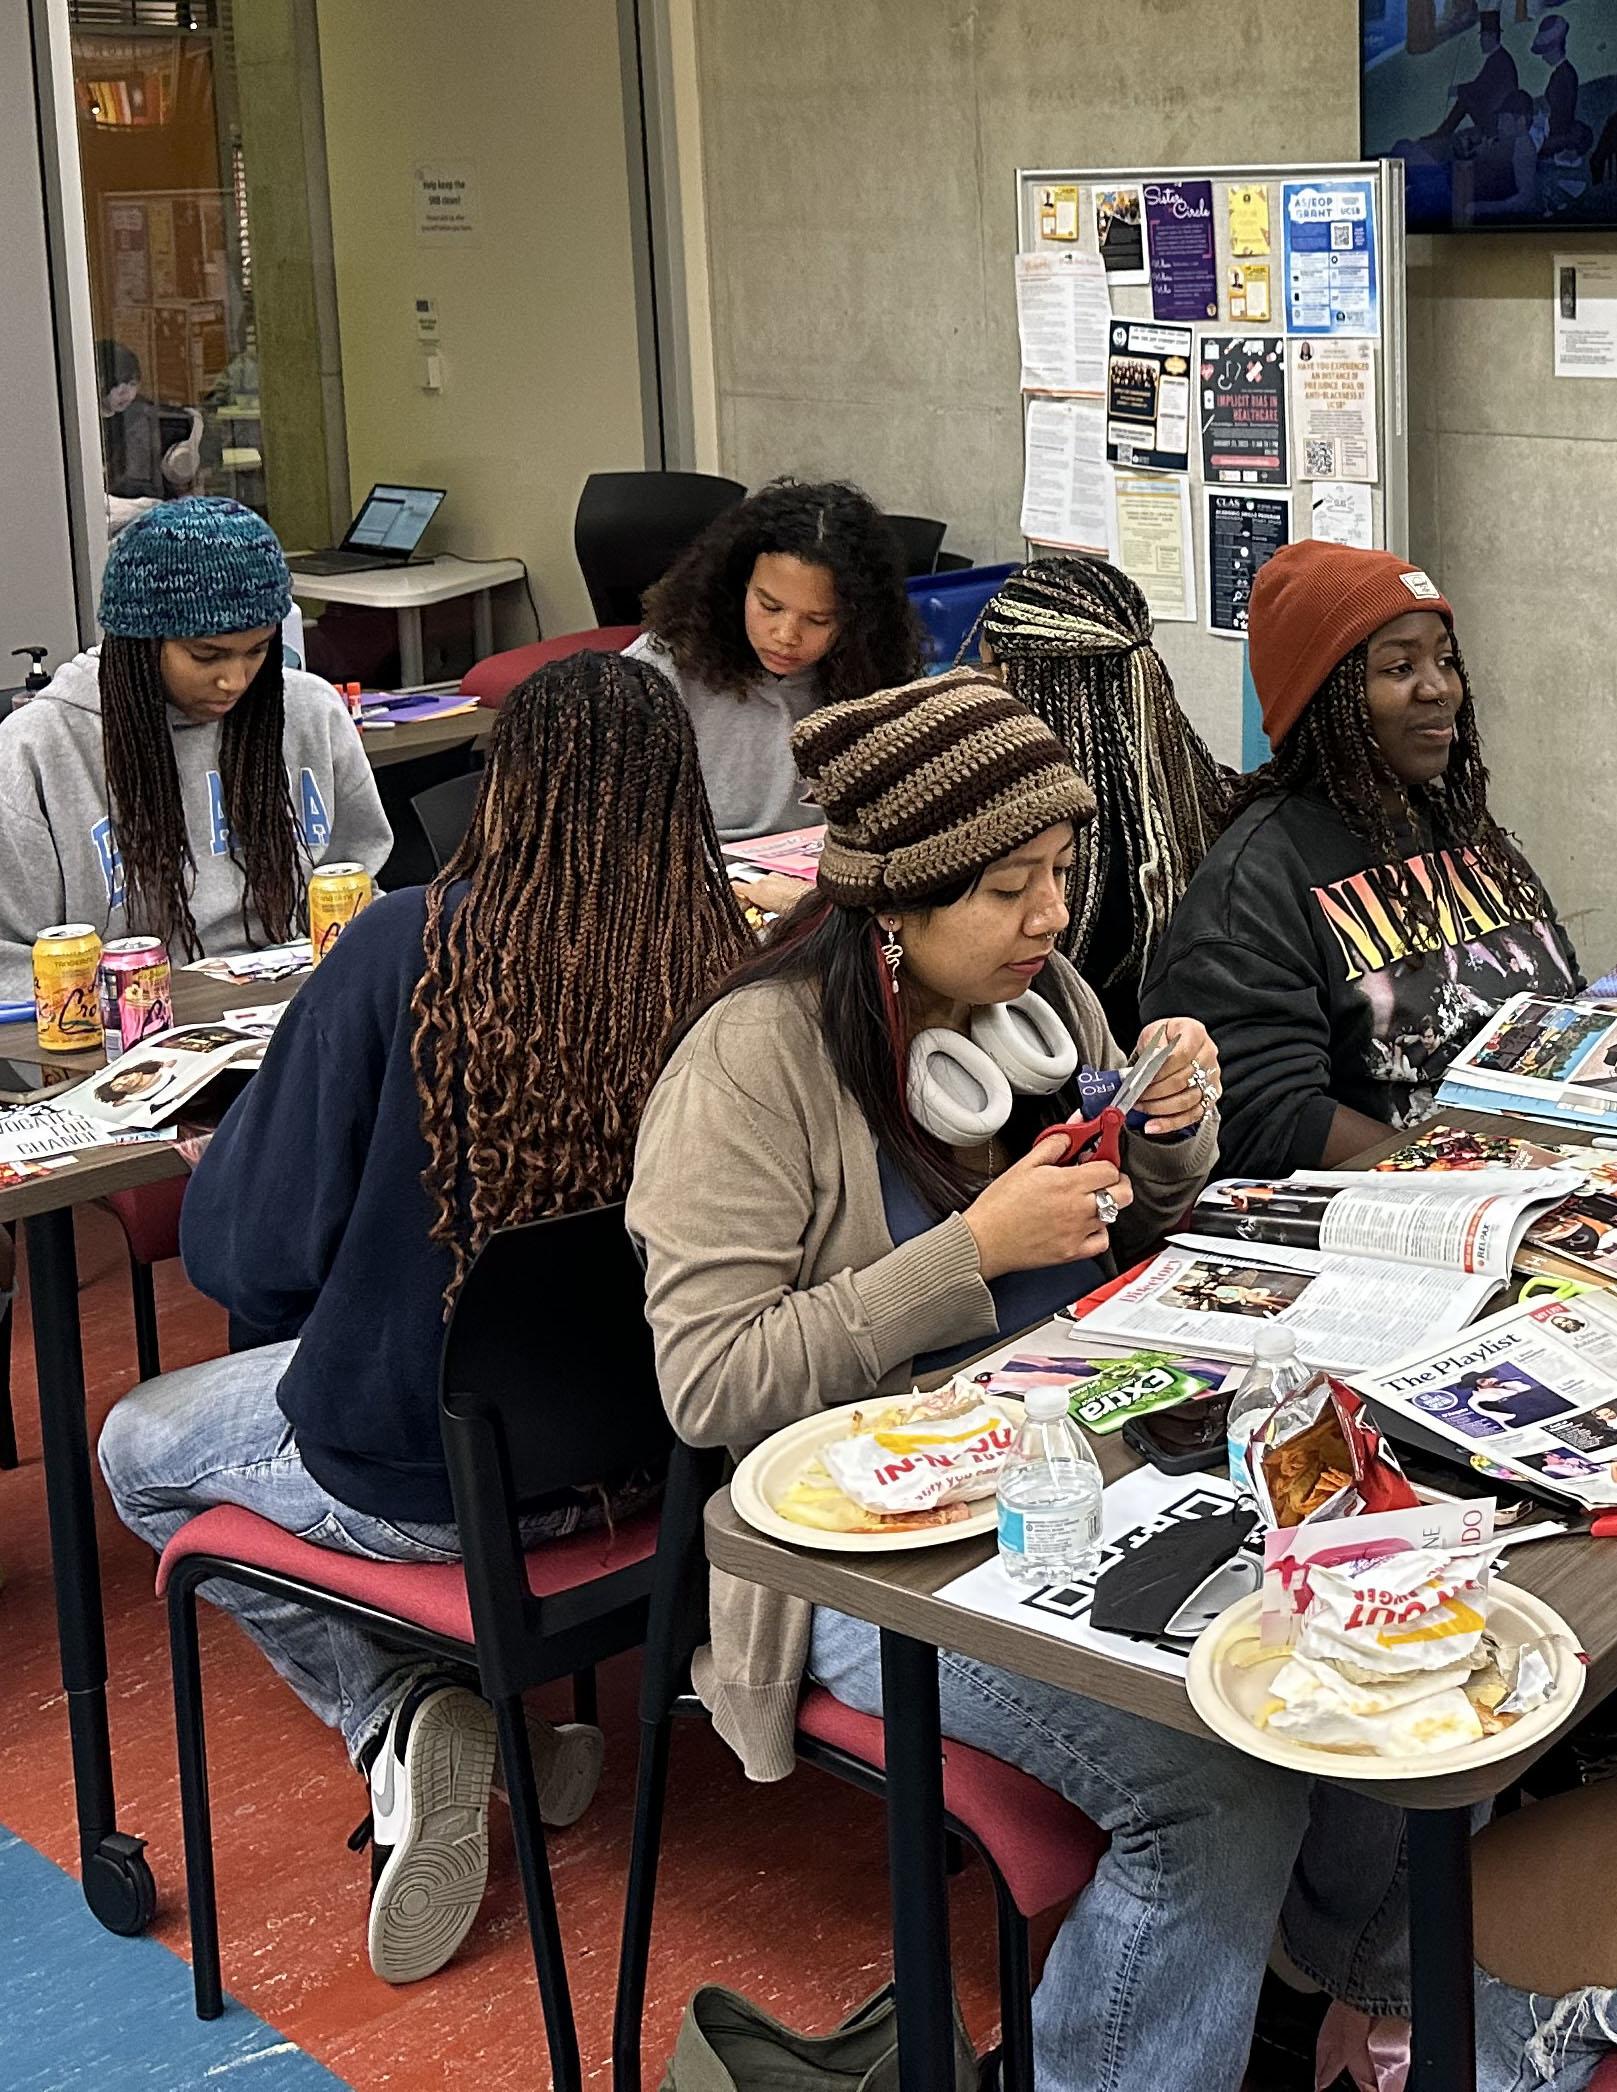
[792,667,1095,907]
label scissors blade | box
[1109,1036,1174,1118]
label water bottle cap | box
[1250,1322,1298,1362]
[1023,1384,1073,1421]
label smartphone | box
[1122,1392,1233,1477]
[0,1057,73,1105]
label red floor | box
[0,1208,1001,2086]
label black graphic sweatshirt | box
[1140,790,1580,1178]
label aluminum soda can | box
[34,923,104,1051]
[308,862,373,965]
[97,937,173,1060]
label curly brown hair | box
[100,631,305,957]
[640,476,922,702]
[409,651,752,1299]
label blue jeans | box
[1477,1968,1617,2091]
[97,1342,598,1762]
[809,1608,1408,2092]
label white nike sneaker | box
[365,1680,497,1985]
[491,1716,605,1829]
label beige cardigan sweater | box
[626,953,1218,1781]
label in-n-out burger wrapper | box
[818,1384,1017,1516]
[1260,1541,1497,1756]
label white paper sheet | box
[1553,255,1617,379]
[1110,470,1196,622]
[1020,398,1110,553]
[1291,339,1379,484]
[1310,481,1374,549]
[1015,250,1110,395]
[936,1464,1239,1680]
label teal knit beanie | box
[98,497,293,640]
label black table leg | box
[878,1628,955,2092]
[25,1204,155,1936]
[1406,1805,1474,2092]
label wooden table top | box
[0,967,305,1223]
[705,1105,1617,1810]
[361,708,493,770]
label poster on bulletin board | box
[1198,334,1288,486]
[1282,179,1379,337]
[1205,490,1291,637]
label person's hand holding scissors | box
[1128,1018,1221,1136]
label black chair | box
[0,1231,15,1468]
[574,471,746,627]
[156,1206,672,2092]
[611,1441,1103,2092]
[884,514,948,578]
[411,768,484,872]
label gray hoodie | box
[0,649,393,1002]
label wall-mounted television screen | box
[1362,1,1617,232]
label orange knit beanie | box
[1248,542,1453,751]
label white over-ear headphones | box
[907,991,1078,1147]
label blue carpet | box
[0,1827,347,2090]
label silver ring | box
[1095,1189,1120,1226]
[1189,1062,1218,1103]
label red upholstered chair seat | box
[155,1502,661,1643]
[104,1176,188,1266]
[1590,2057,1617,2090]
[459,626,641,709]
[795,1684,1106,1919]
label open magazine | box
[1353,1292,1617,1511]
[721,824,826,884]
[42,1021,268,1133]
[1438,993,1617,1132]
[1184,1169,1584,1280]
[1372,1124,1617,1290]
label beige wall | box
[692,0,1361,562]
[1407,236,1617,964]
[691,0,1616,959]
[317,0,647,644]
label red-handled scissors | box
[1039,1036,1175,1167]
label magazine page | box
[1354,1294,1617,1510]
[721,825,827,883]
[46,1023,263,1132]
[1438,994,1617,1131]
[1367,1123,1617,1284]
[184,939,312,984]
[0,1102,174,1166]
[1077,1239,1500,1373]
[1188,1171,1582,1279]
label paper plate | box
[730,1398,1024,1553]
[1186,1585,1585,1781]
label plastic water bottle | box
[996,1385,1104,1587]
[1226,1325,1309,1497]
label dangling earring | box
[879,918,903,996]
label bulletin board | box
[1013,160,1408,770]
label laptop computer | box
[287,484,447,576]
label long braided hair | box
[410,651,752,1300]
[100,631,305,957]
[1225,638,1546,958]
[978,557,1228,992]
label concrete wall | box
[316,0,647,642]
[1408,236,1617,964]
[0,6,86,666]
[692,0,1360,562]
[692,0,1617,960]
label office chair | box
[574,472,745,627]
[883,514,948,577]
[411,769,484,871]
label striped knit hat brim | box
[793,667,1096,907]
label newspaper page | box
[45,1022,266,1133]
[1439,994,1617,1132]
[0,1104,173,1167]
[1186,1170,1584,1280]
[1355,1294,1617,1510]
[1076,1239,1500,1374]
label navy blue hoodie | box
[182,885,466,1521]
